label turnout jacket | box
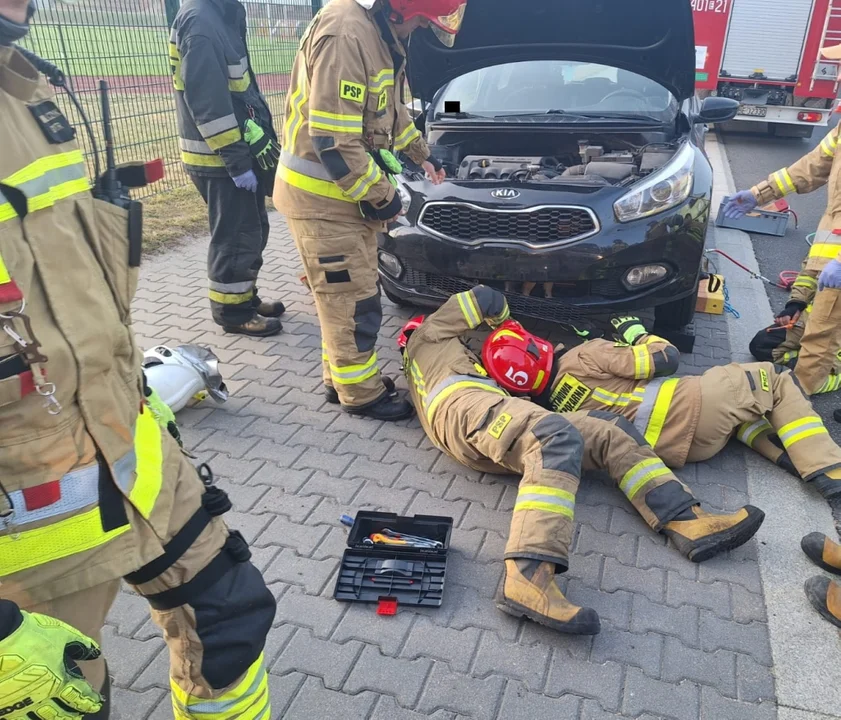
[275,0,431,220]
[752,121,841,273]
[170,0,275,178]
[535,334,701,467]
[404,287,511,448]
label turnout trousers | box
[435,391,702,569]
[287,217,387,409]
[14,435,276,720]
[192,175,271,326]
[689,362,841,485]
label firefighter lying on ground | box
[0,5,276,718]
[398,287,764,636]
[723,43,841,397]
[480,315,841,503]
[801,531,841,629]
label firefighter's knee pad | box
[750,326,786,362]
[532,414,583,476]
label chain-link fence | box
[20,0,320,196]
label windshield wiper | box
[494,110,661,123]
[434,110,486,120]
[494,110,580,119]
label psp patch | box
[339,80,366,104]
[377,89,388,111]
[28,101,76,144]
[759,368,770,392]
[487,412,512,439]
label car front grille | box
[402,269,599,327]
[418,203,598,247]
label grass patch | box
[22,23,298,77]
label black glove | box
[776,301,807,321]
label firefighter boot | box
[801,532,841,575]
[325,376,397,404]
[223,314,283,337]
[810,469,841,499]
[663,505,765,562]
[804,576,841,629]
[495,559,601,635]
[345,392,414,421]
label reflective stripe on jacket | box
[274,0,430,221]
[170,0,275,178]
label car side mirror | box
[694,96,739,124]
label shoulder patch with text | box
[339,80,366,104]
[488,412,513,439]
[377,89,388,111]
[549,373,592,412]
[759,368,770,392]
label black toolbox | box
[333,511,453,610]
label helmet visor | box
[430,3,465,47]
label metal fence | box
[21,0,321,196]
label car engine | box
[454,142,675,186]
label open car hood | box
[407,0,695,103]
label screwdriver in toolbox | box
[381,528,443,548]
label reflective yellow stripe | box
[205,127,242,151]
[425,381,506,422]
[0,254,10,284]
[793,275,818,289]
[643,378,679,447]
[277,163,355,203]
[456,291,481,328]
[394,123,421,151]
[128,410,164,519]
[346,157,382,201]
[0,507,130,575]
[310,109,363,134]
[620,458,671,500]
[817,374,841,394]
[1,150,91,217]
[209,288,255,305]
[228,76,250,93]
[772,169,796,195]
[181,151,226,168]
[330,353,379,385]
[736,418,772,447]
[519,485,575,501]
[778,415,828,448]
[172,654,269,720]
[513,500,574,518]
[369,69,395,92]
[809,243,841,259]
[632,345,651,379]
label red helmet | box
[482,320,554,396]
[388,0,467,46]
[398,315,426,349]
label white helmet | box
[142,345,229,413]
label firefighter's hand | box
[819,259,841,291]
[144,386,183,447]
[610,316,647,345]
[232,170,259,193]
[775,301,806,327]
[486,303,511,329]
[422,159,446,185]
[0,610,103,719]
[722,190,758,219]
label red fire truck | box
[693,0,841,136]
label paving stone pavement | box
[110,214,777,719]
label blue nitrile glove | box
[819,259,841,291]
[722,190,758,219]
[232,169,258,193]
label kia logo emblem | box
[491,188,521,199]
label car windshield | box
[435,61,678,121]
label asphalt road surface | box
[718,123,841,444]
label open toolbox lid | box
[334,511,453,608]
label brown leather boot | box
[495,559,600,635]
[805,576,841,629]
[254,298,286,318]
[801,532,841,575]
[222,314,282,337]
[663,505,765,562]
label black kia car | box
[378,0,738,330]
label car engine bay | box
[452,140,677,186]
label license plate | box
[738,105,767,118]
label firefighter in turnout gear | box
[0,5,276,718]
[171,0,286,337]
[724,45,841,395]
[482,315,841,502]
[274,0,458,421]
[801,532,841,629]
[398,287,764,634]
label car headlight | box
[396,183,412,215]
[614,143,694,223]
